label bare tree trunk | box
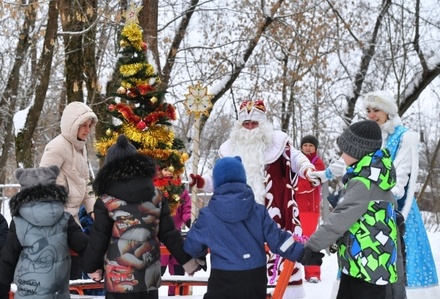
[342,0,392,123]
[140,0,160,75]
[399,0,440,116]
[160,0,199,86]
[0,2,38,182]
[15,0,59,168]
[60,0,86,103]
[83,0,98,106]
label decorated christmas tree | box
[95,4,188,214]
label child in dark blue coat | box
[184,156,324,299]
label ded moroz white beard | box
[229,121,274,205]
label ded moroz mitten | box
[189,174,205,189]
[309,157,347,186]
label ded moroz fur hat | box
[238,100,267,123]
[213,156,247,189]
[337,120,382,160]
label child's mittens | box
[195,257,207,271]
[88,269,103,282]
[328,157,347,177]
[298,247,324,266]
[309,157,347,186]
[183,258,202,276]
[189,174,205,189]
[308,170,329,186]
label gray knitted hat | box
[337,120,382,160]
[15,165,60,189]
[105,134,138,164]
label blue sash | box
[385,126,409,211]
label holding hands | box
[183,257,207,276]
[298,247,325,266]
[88,269,103,282]
[308,157,347,186]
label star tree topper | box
[124,3,143,25]
[184,82,213,118]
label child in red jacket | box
[295,135,325,283]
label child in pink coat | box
[158,167,192,296]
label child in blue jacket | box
[184,156,323,299]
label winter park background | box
[1,1,440,298]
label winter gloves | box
[183,258,207,275]
[308,157,347,186]
[298,248,325,266]
[189,174,205,189]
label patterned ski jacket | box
[83,153,193,294]
[307,149,399,285]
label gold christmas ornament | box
[150,96,158,104]
[181,152,189,162]
[106,128,113,136]
[168,166,175,173]
[120,40,128,48]
[117,86,126,94]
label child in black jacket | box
[83,135,202,299]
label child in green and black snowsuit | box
[304,120,399,299]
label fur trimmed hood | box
[93,153,157,196]
[9,184,68,217]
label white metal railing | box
[0,184,20,216]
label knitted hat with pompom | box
[105,134,138,164]
[213,156,247,189]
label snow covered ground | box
[160,230,440,298]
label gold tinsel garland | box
[121,76,158,90]
[121,23,143,51]
[120,63,145,77]
[95,135,118,157]
[95,123,174,157]
[122,123,174,149]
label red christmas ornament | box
[138,84,154,95]
[136,121,146,130]
[108,104,115,111]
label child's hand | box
[298,248,324,266]
[88,269,103,282]
[183,258,205,276]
